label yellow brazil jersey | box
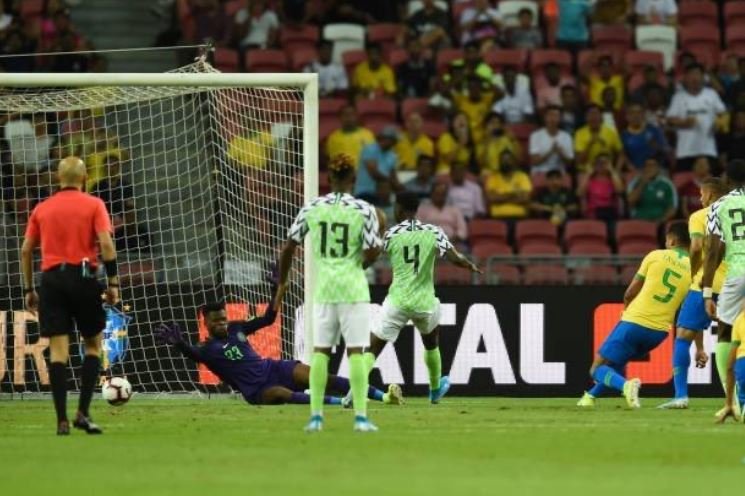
[689,207,727,293]
[326,127,375,164]
[732,312,745,359]
[395,132,434,170]
[622,248,692,331]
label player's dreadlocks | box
[329,153,355,185]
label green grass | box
[2,397,744,495]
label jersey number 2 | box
[729,208,745,241]
[319,221,349,258]
[403,245,420,274]
[653,268,682,303]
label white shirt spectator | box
[635,0,677,24]
[529,128,574,174]
[460,7,501,45]
[666,87,726,159]
[448,180,485,219]
[5,119,54,172]
[235,8,279,48]
[491,81,534,124]
[304,61,349,96]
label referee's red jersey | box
[25,189,112,271]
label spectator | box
[355,126,401,198]
[0,19,36,72]
[234,0,279,49]
[484,150,532,220]
[226,122,273,171]
[352,42,396,99]
[588,56,624,111]
[721,108,745,164]
[397,37,436,98]
[404,154,436,199]
[368,179,395,222]
[531,170,579,225]
[437,112,477,173]
[726,57,745,109]
[630,65,668,104]
[559,85,585,133]
[405,0,451,50]
[191,0,232,45]
[451,77,497,145]
[90,154,150,252]
[556,0,593,54]
[529,105,574,175]
[719,54,740,97]
[325,105,375,165]
[303,40,348,97]
[395,112,435,171]
[505,8,543,49]
[592,0,630,25]
[679,156,712,217]
[308,0,374,25]
[461,40,494,82]
[460,0,502,49]
[479,112,521,177]
[575,104,623,173]
[492,65,534,124]
[620,102,667,171]
[417,182,468,243]
[644,85,668,128]
[627,156,678,222]
[577,153,624,222]
[673,52,724,95]
[5,114,55,174]
[600,86,623,129]
[536,62,576,109]
[635,0,677,25]
[666,64,726,172]
[448,162,486,220]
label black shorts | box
[39,266,106,338]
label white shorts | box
[717,275,745,326]
[313,303,370,348]
[373,297,441,343]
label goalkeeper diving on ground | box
[156,266,402,406]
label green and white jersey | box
[289,192,381,303]
[385,219,453,313]
[707,188,745,277]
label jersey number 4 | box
[319,221,349,258]
[729,208,745,241]
[653,268,682,303]
[403,245,420,274]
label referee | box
[21,156,120,435]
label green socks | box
[715,342,735,392]
[424,347,442,390]
[363,352,376,374]
[348,354,368,417]
[309,352,330,416]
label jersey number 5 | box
[403,245,420,274]
[729,208,745,241]
[653,268,682,303]
[319,221,349,258]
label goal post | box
[0,64,318,395]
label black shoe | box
[73,413,103,434]
[57,420,70,436]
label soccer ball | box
[102,377,132,406]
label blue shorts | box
[598,321,668,365]
[242,359,300,404]
[676,290,716,332]
[735,358,745,407]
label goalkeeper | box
[156,268,393,406]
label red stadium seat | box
[519,243,562,256]
[488,265,522,285]
[472,241,512,261]
[319,117,338,142]
[245,50,288,72]
[483,49,529,72]
[401,98,430,117]
[679,1,718,28]
[564,220,608,249]
[592,25,632,53]
[727,25,745,51]
[577,50,623,74]
[290,48,318,71]
[387,48,409,68]
[469,219,509,244]
[574,266,618,285]
[435,264,474,284]
[20,0,43,18]
[342,49,367,76]
[279,25,320,52]
[515,219,558,249]
[319,171,330,195]
[531,172,572,191]
[680,26,720,58]
[213,48,239,72]
[615,220,658,246]
[674,48,717,78]
[568,242,612,256]
[530,50,573,78]
[368,23,403,52]
[618,241,659,256]
[357,99,396,129]
[673,171,695,190]
[524,265,569,285]
[319,98,347,118]
[452,1,475,23]
[436,49,464,74]
[224,0,243,16]
[725,2,745,28]
[421,119,447,140]
[625,50,665,74]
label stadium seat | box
[319,117,338,142]
[483,49,529,72]
[224,0,243,16]
[523,265,569,285]
[469,219,509,245]
[472,241,513,261]
[616,220,658,246]
[680,26,720,58]
[213,48,239,72]
[357,99,397,129]
[531,171,572,191]
[245,50,288,72]
[342,49,368,76]
[564,220,608,249]
[635,25,678,70]
[436,49,464,74]
[577,50,623,74]
[401,98,430,118]
[487,264,522,285]
[592,25,633,53]
[323,23,366,63]
[625,50,665,74]
[725,2,745,28]
[574,266,618,285]
[387,48,409,68]
[421,119,447,139]
[568,242,612,256]
[280,25,320,52]
[618,241,659,256]
[290,48,318,71]
[674,48,717,78]
[727,25,745,51]
[679,1,718,28]
[20,0,43,18]
[530,50,573,77]
[408,0,450,16]
[519,243,562,256]
[516,220,558,249]
[499,1,540,27]
[119,261,156,287]
[673,171,695,190]
[435,264,474,284]
[368,23,404,52]
[319,98,347,119]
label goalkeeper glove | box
[155,323,184,346]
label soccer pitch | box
[2,398,742,496]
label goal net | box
[0,61,318,395]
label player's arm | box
[362,204,383,269]
[702,235,724,319]
[623,276,644,308]
[155,324,204,363]
[20,235,39,313]
[277,205,310,303]
[689,235,704,278]
[445,247,482,273]
[232,265,281,335]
